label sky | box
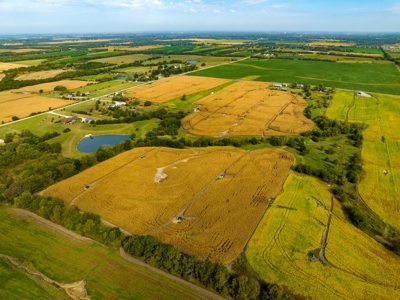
[0,0,399,34]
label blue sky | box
[0,0,399,34]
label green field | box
[91,54,151,64]
[0,258,69,300]
[349,47,384,55]
[149,46,198,53]
[67,80,141,97]
[326,90,354,120]
[327,91,400,231]
[245,174,400,299]
[13,59,46,66]
[0,206,212,300]
[190,58,400,95]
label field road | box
[10,208,226,300]
[316,191,400,291]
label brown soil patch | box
[182,81,314,136]
[126,76,230,103]
[13,80,95,93]
[0,91,75,123]
[16,70,66,80]
[42,147,294,264]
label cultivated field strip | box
[246,174,400,299]
[0,91,75,123]
[43,147,294,263]
[15,70,66,80]
[13,80,95,93]
[182,81,313,136]
[126,76,230,103]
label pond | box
[186,60,198,64]
[77,134,131,153]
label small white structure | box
[0,139,4,144]
[357,91,372,97]
[273,83,282,88]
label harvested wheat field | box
[0,62,29,71]
[182,81,314,136]
[126,76,230,103]
[13,80,95,93]
[42,146,294,264]
[0,74,5,81]
[0,48,45,53]
[16,70,66,81]
[0,91,75,123]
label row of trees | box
[122,235,292,300]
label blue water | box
[186,60,198,64]
[77,134,131,153]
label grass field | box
[13,80,95,93]
[91,54,151,64]
[0,92,75,123]
[140,55,237,68]
[327,91,400,231]
[42,147,294,264]
[245,174,400,299]
[15,70,66,80]
[0,206,211,300]
[68,80,141,97]
[0,62,29,71]
[349,47,384,55]
[126,76,231,103]
[326,90,354,120]
[190,58,400,95]
[13,59,46,66]
[182,81,313,137]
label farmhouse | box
[60,116,78,124]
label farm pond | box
[77,134,131,153]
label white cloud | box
[230,9,235,13]
[240,0,268,6]
[215,9,220,13]
[189,8,196,12]
[272,4,288,9]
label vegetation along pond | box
[77,134,131,153]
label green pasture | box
[0,206,210,300]
[327,91,400,231]
[69,80,141,97]
[91,54,151,64]
[349,47,383,55]
[149,46,198,53]
[190,58,400,95]
[0,258,69,300]
[13,59,46,66]
[142,55,236,67]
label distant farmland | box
[13,80,95,93]
[182,81,313,136]
[245,174,400,299]
[42,147,294,264]
[190,58,400,95]
[15,70,66,80]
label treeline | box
[12,192,123,246]
[122,235,293,300]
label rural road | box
[10,208,226,300]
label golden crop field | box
[245,174,400,299]
[182,81,314,136]
[0,48,45,53]
[126,76,231,103]
[0,74,5,81]
[13,80,95,93]
[0,62,29,71]
[42,146,294,264]
[0,92,75,123]
[15,70,66,80]
[327,91,400,231]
